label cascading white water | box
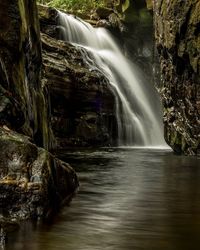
[58,11,166,147]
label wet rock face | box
[41,33,117,148]
[154,0,200,154]
[38,6,117,149]
[0,0,50,149]
[0,1,78,221]
[38,5,60,40]
[0,127,78,220]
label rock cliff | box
[0,0,51,149]
[0,1,116,222]
[154,0,200,154]
[0,1,78,222]
[38,6,117,149]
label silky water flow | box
[58,12,167,147]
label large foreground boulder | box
[0,127,78,220]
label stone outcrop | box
[0,127,78,220]
[0,0,51,150]
[38,5,59,40]
[42,34,116,148]
[154,0,200,154]
[0,1,78,222]
[38,6,117,149]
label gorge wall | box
[1,0,199,223]
[0,0,117,222]
[0,1,78,221]
[0,0,50,149]
[154,0,200,155]
[116,0,199,154]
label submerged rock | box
[0,217,19,233]
[154,0,200,155]
[0,127,78,220]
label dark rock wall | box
[39,6,117,149]
[42,33,116,148]
[111,0,154,81]
[154,0,200,154]
[0,0,51,149]
[38,5,60,40]
[0,1,78,221]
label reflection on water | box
[6,149,200,250]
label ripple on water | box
[6,149,200,250]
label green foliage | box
[37,0,105,12]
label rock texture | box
[38,5,59,40]
[0,127,78,220]
[154,0,200,154]
[39,6,117,149]
[0,0,51,150]
[0,1,78,221]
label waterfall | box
[58,11,166,147]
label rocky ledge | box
[0,127,78,220]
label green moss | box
[146,0,153,10]
[37,0,105,14]
[121,0,130,12]
[122,0,152,26]
[139,8,152,27]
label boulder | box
[0,127,78,220]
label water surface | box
[6,149,200,250]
